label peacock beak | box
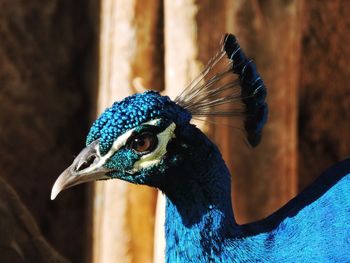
[50,140,111,200]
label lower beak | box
[50,165,109,200]
[50,140,110,200]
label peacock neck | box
[162,134,239,261]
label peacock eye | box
[129,132,158,153]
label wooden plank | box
[92,1,161,262]
[224,0,301,222]
[298,1,350,191]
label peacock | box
[51,34,350,262]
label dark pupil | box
[135,139,145,147]
[131,132,156,153]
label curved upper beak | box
[50,140,111,200]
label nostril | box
[77,155,97,171]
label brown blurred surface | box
[299,0,350,191]
[0,0,98,262]
[0,177,69,263]
[216,0,300,223]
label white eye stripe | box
[81,128,134,173]
[102,118,162,157]
[130,122,176,173]
[83,118,164,173]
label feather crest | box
[175,34,268,147]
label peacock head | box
[51,90,194,199]
[50,34,268,200]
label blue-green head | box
[51,34,269,199]
[51,90,198,199]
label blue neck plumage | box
[161,129,238,261]
[160,125,350,262]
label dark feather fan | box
[175,34,268,147]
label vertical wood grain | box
[298,0,350,191]
[164,0,201,100]
[239,0,300,221]
[224,0,301,223]
[93,1,161,263]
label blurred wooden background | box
[1,1,350,263]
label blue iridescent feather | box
[57,33,350,262]
[87,91,191,155]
